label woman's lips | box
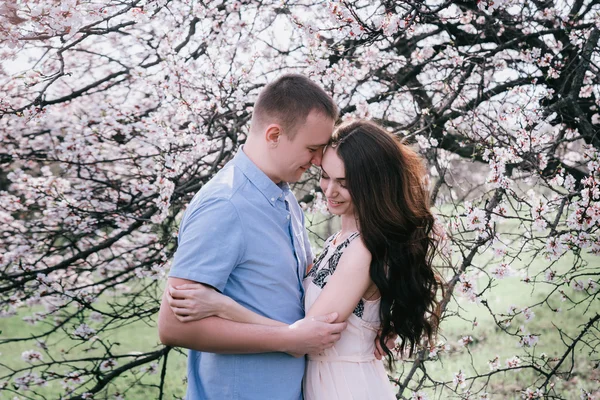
[328,199,343,207]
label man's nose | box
[311,151,323,167]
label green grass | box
[396,251,599,399]
[1,217,597,399]
[0,288,188,400]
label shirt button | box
[286,215,290,220]
[271,197,275,201]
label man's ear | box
[265,124,282,148]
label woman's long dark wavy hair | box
[331,120,442,369]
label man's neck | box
[242,141,281,184]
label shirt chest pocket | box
[293,231,308,265]
[287,201,310,267]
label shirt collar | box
[233,147,289,206]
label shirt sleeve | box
[169,196,245,292]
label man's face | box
[273,110,334,183]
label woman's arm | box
[167,283,285,327]
[304,242,398,358]
[168,237,372,328]
[305,239,372,323]
[160,278,347,358]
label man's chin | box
[290,169,307,182]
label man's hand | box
[374,330,398,360]
[285,312,347,357]
[167,283,223,322]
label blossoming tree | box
[1,0,598,399]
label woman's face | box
[319,147,355,217]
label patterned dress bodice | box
[305,231,366,319]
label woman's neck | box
[340,213,359,235]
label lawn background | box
[1,212,598,399]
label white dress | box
[303,232,396,400]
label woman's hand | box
[168,283,289,327]
[167,283,225,323]
[374,330,398,360]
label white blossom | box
[21,350,43,363]
[507,356,521,368]
[100,358,117,371]
[489,355,500,371]
[458,336,474,347]
[412,391,429,400]
[72,324,96,340]
[491,263,513,279]
[453,371,467,388]
[522,307,535,322]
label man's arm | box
[158,277,346,355]
[167,282,286,326]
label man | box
[158,74,345,399]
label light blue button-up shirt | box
[169,148,313,400]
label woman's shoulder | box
[340,234,372,268]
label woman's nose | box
[325,182,336,197]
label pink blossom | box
[62,371,83,390]
[72,323,96,340]
[580,85,593,98]
[453,370,467,388]
[14,372,46,391]
[545,236,568,261]
[571,279,586,291]
[140,362,159,375]
[458,336,474,347]
[457,273,479,303]
[491,263,513,279]
[544,269,556,281]
[506,356,521,368]
[580,388,594,400]
[522,388,544,399]
[100,358,117,371]
[466,207,487,231]
[488,355,500,371]
[522,307,535,322]
[21,350,43,363]
[412,391,429,400]
[520,334,539,348]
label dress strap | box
[333,231,360,246]
[347,231,360,243]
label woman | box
[168,120,442,399]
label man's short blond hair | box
[252,74,338,139]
